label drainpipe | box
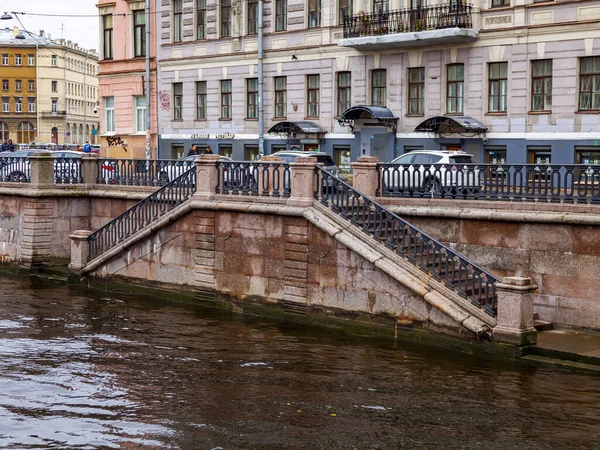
[35,41,39,141]
[64,48,68,144]
[258,0,264,156]
[145,0,151,160]
[83,53,88,143]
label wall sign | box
[162,133,236,140]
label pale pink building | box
[96,0,157,159]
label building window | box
[491,0,509,7]
[528,146,551,164]
[408,67,425,115]
[17,122,34,143]
[308,0,321,27]
[1,54,7,65]
[579,56,600,111]
[531,59,552,112]
[221,0,232,37]
[275,0,287,31]
[339,0,352,24]
[51,55,57,66]
[373,0,389,14]
[334,146,351,178]
[28,54,34,66]
[337,72,351,116]
[133,10,146,57]
[244,145,260,160]
[488,62,508,112]
[173,83,183,120]
[247,78,258,119]
[102,15,113,60]
[221,79,232,119]
[135,96,146,132]
[484,146,507,164]
[1,80,7,91]
[576,146,600,165]
[274,76,287,118]
[371,69,386,107]
[248,0,258,35]
[105,97,115,132]
[28,98,35,113]
[2,98,8,113]
[0,121,7,140]
[15,54,21,66]
[15,98,22,113]
[447,64,464,114]
[28,80,35,92]
[196,81,207,119]
[15,80,22,92]
[220,144,233,158]
[173,0,183,42]
[51,80,57,93]
[51,99,57,113]
[307,74,320,117]
[172,144,185,159]
[197,0,207,39]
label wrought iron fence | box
[342,4,473,38]
[216,160,291,197]
[96,159,195,187]
[0,156,30,183]
[55,158,83,184]
[88,167,197,261]
[377,163,600,203]
[315,166,498,317]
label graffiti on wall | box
[160,91,170,112]
[107,136,128,151]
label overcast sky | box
[2,0,99,51]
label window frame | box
[135,96,146,132]
[27,54,34,66]
[578,56,600,112]
[196,81,207,120]
[371,69,387,107]
[15,97,22,113]
[102,15,114,60]
[306,74,320,118]
[247,78,258,119]
[274,76,287,118]
[446,63,464,114]
[197,0,207,39]
[133,10,146,58]
[1,54,7,66]
[531,59,552,112]
[28,80,35,92]
[308,0,322,28]
[337,72,351,116]
[491,0,509,7]
[488,62,508,113]
[51,55,57,66]
[105,97,115,132]
[1,80,7,91]
[173,0,183,42]
[173,82,183,120]
[339,0,353,24]
[14,54,21,66]
[15,80,22,92]
[2,98,8,113]
[247,0,258,35]
[221,79,232,119]
[408,67,425,115]
[275,0,287,31]
[28,98,35,113]
[221,0,232,37]
[373,0,389,14]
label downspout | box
[83,52,88,143]
[35,42,39,142]
[64,48,68,144]
[145,0,151,160]
[258,0,264,156]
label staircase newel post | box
[493,276,538,346]
[81,153,100,186]
[351,156,380,199]
[288,156,317,207]
[194,154,221,199]
[68,230,93,273]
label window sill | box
[485,112,507,116]
[575,110,600,114]
[172,119,183,122]
[444,112,464,116]
[405,114,424,117]
[245,118,259,121]
[219,118,232,121]
[304,116,320,120]
[194,119,207,122]
[272,117,287,121]
[528,110,551,115]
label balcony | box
[41,111,66,118]
[339,4,478,51]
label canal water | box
[0,276,599,449]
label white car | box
[157,155,232,185]
[382,150,480,193]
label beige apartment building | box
[150,0,600,169]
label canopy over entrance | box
[338,105,399,134]
[414,116,488,136]
[267,121,327,138]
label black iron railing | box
[88,167,197,261]
[378,163,600,203]
[216,160,291,197]
[96,159,195,187]
[55,158,83,184]
[315,166,498,317]
[0,156,30,182]
[342,4,472,38]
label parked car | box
[271,151,340,191]
[382,150,479,193]
[157,154,232,185]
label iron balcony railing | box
[342,4,473,38]
[315,166,499,317]
[97,159,195,187]
[378,163,600,203]
[216,160,291,197]
[88,167,197,261]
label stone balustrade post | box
[68,230,93,273]
[29,153,55,188]
[351,156,380,198]
[288,156,317,207]
[494,276,538,346]
[80,154,100,185]
[259,155,283,194]
[194,154,221,199]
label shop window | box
[528,146,551,164]
[219,145,233,158]
[576,147,600,165]
[172,144,185,159]
[245,145,260,161]
[484,146,506,164]
[334,146,351,178]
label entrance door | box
[371,134,387,162]
[51,127,58,144]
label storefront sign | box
[162,133,236,140]
[300,139,319,144]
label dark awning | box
[340,105,398,121]
[267,121,327,136]
[414,116,488,134]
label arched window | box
[66,122,70,141]
[78,124,83,144]
[17,122,35,144]
[91,125,96,144]
[85,124,89,142]
[71,124,77,143]
[0,121,8,141]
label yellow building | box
[0,27,38,145]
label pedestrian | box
[7,139,14,152]
[1,139,8,152]
[204,145,213,155]
[186,144,198,157]
[82,141,92,153]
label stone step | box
[534,319,554,331]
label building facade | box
[37,34,99,146]
[97,0,158,159]
[0,27,38,145]
[152,0,600,167]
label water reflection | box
[0,276,599,449]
